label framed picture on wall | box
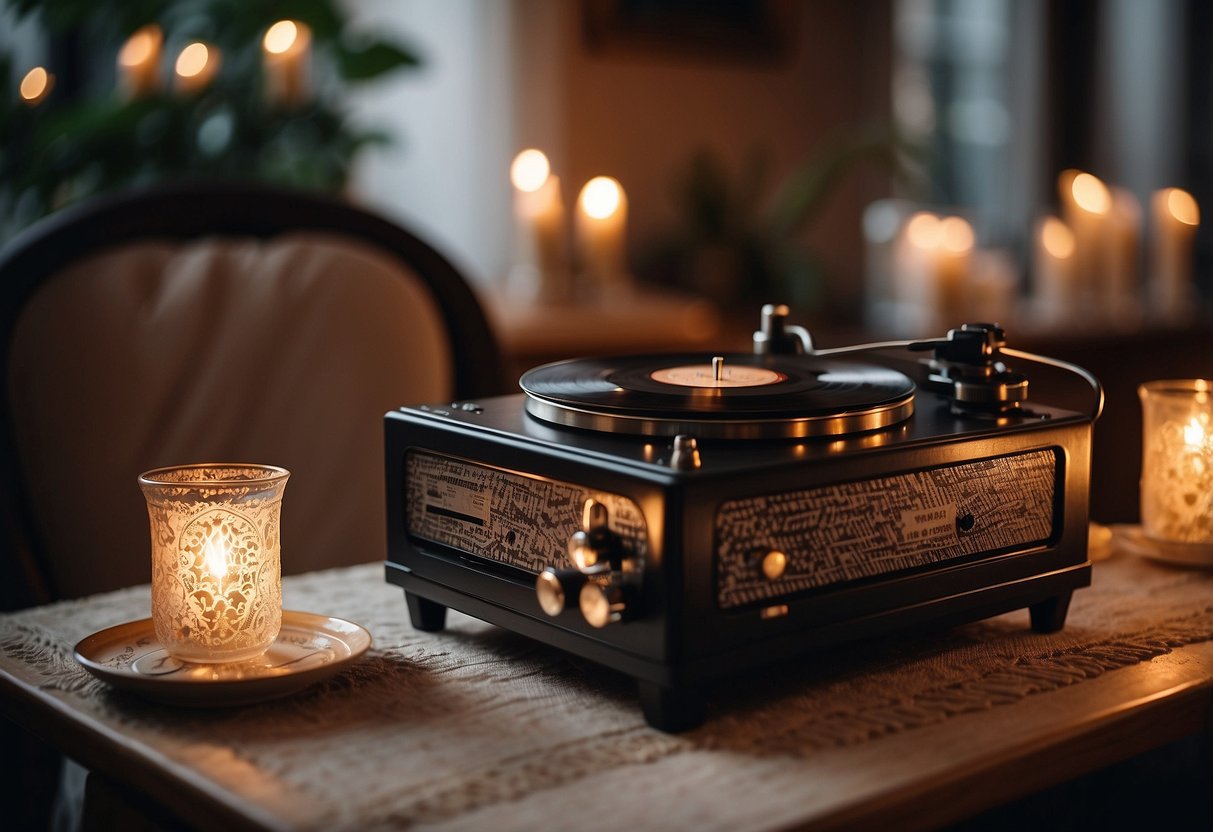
[583,0,798,65]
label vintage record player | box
[384,305,1103,731]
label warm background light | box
[1071,172,1110,214]
[940,216,974,252]
[1166,188,1199,226]
[19,66,52,104]
[510,149,551,193]
[904,211,941,249]
[264,20,300,55]
[580,176,622,220]
[1041,216,1075,259]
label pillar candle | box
[263,20,311,109]
[1058,169,1110,307]
[1031,216,1076,326]
[1104,187,1141,323]
[576,176,629,294]
[936,215,974,329]
[508,149,569,301]
[117,24,163,99]
[1148,187,1199,323]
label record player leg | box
[405,591,447,632]
[637,681,706,733]
[1029,592,1072,633]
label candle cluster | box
[1139,380,1213,545]
[1033,170,1200,327]
[20,20,311,109]
[869,207,1017,334]
[864,170,1201,336]
[507,149,630,303]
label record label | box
[650,364,785,388]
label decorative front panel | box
[406,452,647,574]
[716,449,1059,609]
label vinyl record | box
[520,353,915,439]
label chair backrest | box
[0,181,504,609]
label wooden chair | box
[0,181,504,610]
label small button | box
[761,549,787,581]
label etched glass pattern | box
[140,464,289,663]
[1140,380,1213,544]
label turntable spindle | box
[712,356,724,381]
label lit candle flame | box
[1071,172,1111,215]
[510,149,551,193]
[203,524,229,578]
[579,176,622,220]
[1166,188,1199,227]
[119,25,161,67]
[19,66,52,104]
[904,211,941,249]
[264,20,300,55]
[176,42,211,79]
[1184,417,1206,448]
[1040,216,1075,259]
[940,216,974,253]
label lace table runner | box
[2,547,1212,831]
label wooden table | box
[1,538,1211,831]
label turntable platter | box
[520,353,915,439]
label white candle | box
[969,248,1018,326]
[1104,187,1141,323]
[895,211,942,333]
[576,176,629,294]
[1148,187,1199,322]
[1058,169,1110,308]
[937,215,974,328]
[1032,216,1076,324]
[117,24,162,99]
[174,41,220,95]
[263,20,311,108]
[508,149,569,301]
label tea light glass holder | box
[139,464,289,663]
[1139,380,1213,546]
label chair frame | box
[0,180,505,609]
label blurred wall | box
[347,0,893,315]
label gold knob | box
[536,569,567,617]
[760,549,787,581]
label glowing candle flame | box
[1071,172,1111,215]
[19,66,52,103]
[940,216,974,253]
[1041,216,1075,259]
[1166,188,1200,227]
[904,211,942,249]
[511,149,551,193]
[119,25,161,67]
[579,176,622,220]
[176,43,211,79]
[203,524,228,577]
[264,20,300,55]
[1184,417,1206,448]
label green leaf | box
[335,38,420,81]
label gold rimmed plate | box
[74,610,372,707]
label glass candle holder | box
[1139,380,1213,545]
[139,464,289,663]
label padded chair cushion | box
[9,232,453,598]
